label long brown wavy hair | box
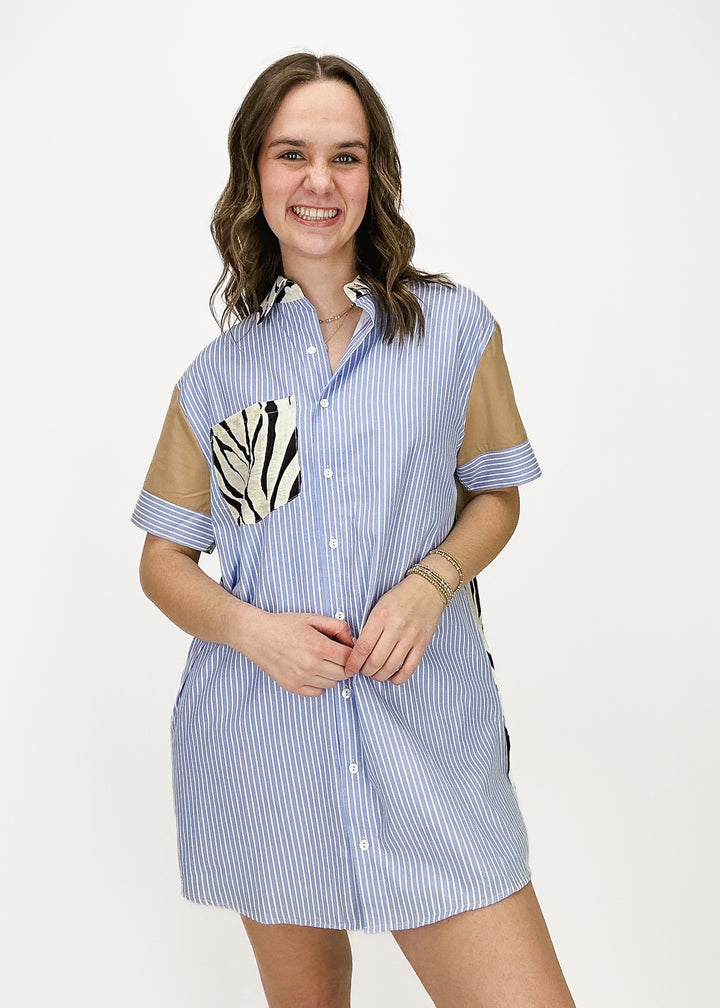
[209,52,454,343]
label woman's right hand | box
[138,535,354,697]
[240,610,356,697]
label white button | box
[306,345,317,355]
[349,762,359,774]
[341,687,351,698]
[359,838,369,851]
[323,466,333,478]
[319,398,329,408]
[329,537,338,549]
[334,610,344,620]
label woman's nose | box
[304,161,334,194]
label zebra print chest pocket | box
[210,395,302,525]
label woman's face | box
[257,80,370,277]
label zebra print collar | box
[256,275,371,323]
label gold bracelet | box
[405,564,453,606]
[427,548,465,588]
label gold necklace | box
[318,303,353,325]
[323,307,355,346]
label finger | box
[293,662,349,696]
[308,675,344,691]
[319,638,354,668]
[310,615,355,648]
[387,646,424,685]
[325,622,356,648]
[344,622,384,676]
[357,630,398,678]
[316,658,352,683]
[369,640,413,681]
[305,626,354,667]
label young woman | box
[132,52,575,1008]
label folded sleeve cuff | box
[455,440,542,491]
[131,489,216,552]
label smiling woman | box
[132,52,575,1008]
[257,80,371,278]
[208,53,452,345]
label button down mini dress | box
[131,277,542,934]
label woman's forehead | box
[265,80,369,143]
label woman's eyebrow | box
[267,137,306,148]
[266,137,368,151]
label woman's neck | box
[280,254,359,319]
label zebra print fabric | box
[211,395,301,525]
[256,274,370,323]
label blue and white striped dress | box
[131,277,541,933]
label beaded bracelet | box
[405,564,454,606]
[427,548,465,588]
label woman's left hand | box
[343,575,447,685]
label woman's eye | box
[276,151,359,164]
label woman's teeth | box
[292,206,339,220]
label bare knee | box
[240,915,352,1008]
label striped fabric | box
[132,279,541,933]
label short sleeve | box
[455,321,542,491]
[131,385,215,552]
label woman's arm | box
[139,534,355,697]
[419,485,520,587]
[140,534,253,647]
[343,486,520,684]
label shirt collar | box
[256,275,371,324]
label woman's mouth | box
[290,206,340,222]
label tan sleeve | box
[143,385,211,515]
[456,321,528,467]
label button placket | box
[335,696,372,863]
[306,332,376,876]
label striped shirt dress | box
[131,277,542,934]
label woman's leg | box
[390,882,575,1008]
[240,914,353,1008]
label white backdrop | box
[2,1,718,1005]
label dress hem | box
[178,868,533,935]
